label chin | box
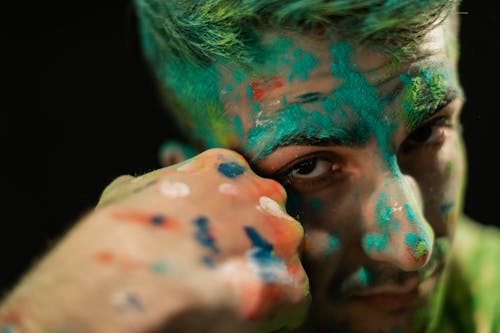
[310,272,444,333]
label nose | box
[360,174,434,271]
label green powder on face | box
[399,68,449,129]
[405,232,428,259]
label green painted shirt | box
[432,217,500,333]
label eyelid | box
[273,151,337,179]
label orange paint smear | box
[241,283,284,321]
[264,215,303,260]
[94,250,145,270]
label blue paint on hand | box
[194,216,219,253]
[217,162,246,179]
[151,214,165,226]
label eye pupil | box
[410,126,432,143]
[294,158,317,175]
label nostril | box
[404,232,431,264]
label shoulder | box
[443,216,500,332]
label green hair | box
[132,0,460,148]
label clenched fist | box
[1,149,310,333]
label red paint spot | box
[96,251,114,264]
[95,251,145,270]
[250,77,284,102]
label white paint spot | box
[257,196,294,220]
[160,180,190,198]
[218,183,239,196]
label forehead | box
[216,26,460,159]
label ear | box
[158,140,199,167]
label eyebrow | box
[402,87,459,130]
[251,88,460,161]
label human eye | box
[400,116,453,153]
[277,153,342,192]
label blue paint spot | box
[217,162,245,179]
[194,216,219,253]
[244,226,286,282]
[244,226,273,255]
[440,201,454,214]
[202,255,216,268]
[151,214,165,226]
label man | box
[1,0,499,332]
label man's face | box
[187,21,465,332]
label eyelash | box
[278,153,341,192]
[400,116,452,153]
[272,115,454,192]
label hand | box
[1,148,310,333]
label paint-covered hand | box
[1,148,309,333]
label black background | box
[2,1,499,293]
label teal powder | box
[1,325,16,333]
[363,233,389,253]
[289,49,318,82]
[151,261,168,274]
[310,197,322,215]
[233,115,245,140]
[325,234,340,257]
[246,84,253,98]
[357,267,374,286]
[404,202,418,223]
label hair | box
[132,0,460,149]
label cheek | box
[399,135,466,235]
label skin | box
[172,19,465,333]
[0,14,466,333]
[0,149,309,333]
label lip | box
[348,277,420,311]
[351,289,418,311]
